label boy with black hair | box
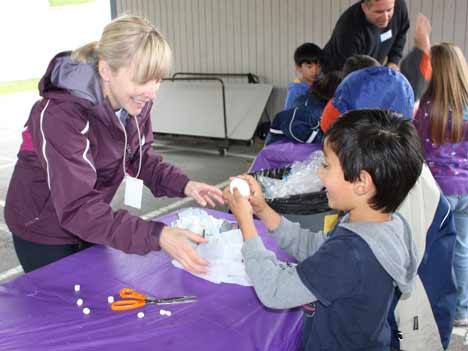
[224,109,424,350]
[342,54,380,76]
[284,42,322,110]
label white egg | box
[230,178,250,197]
[76,298,84,306]
[137,312,145,319]
[82,307,91,315]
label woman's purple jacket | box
[4,52,190,254]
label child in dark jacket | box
[267,71,342,145]
[225,110,424,350]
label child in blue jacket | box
[225,110,424,350]
[283,43,322,110]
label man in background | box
[322,0,409,73]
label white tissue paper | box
[171,208,252,286]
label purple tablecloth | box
[0,209,302,351]
[250,141,322,172]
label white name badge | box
[380,29,392,42]
[124,175,143,209]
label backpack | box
[267,94,326,145]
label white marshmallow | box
[165,310,172,316]
[230,178,250,197]
[137,312,145,319]
[107,296,114,304]
[76,298,84,306]
[74,284,81,292]
[159,309,166,316]
[82,307,91,315]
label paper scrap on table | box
[171,208,252,286]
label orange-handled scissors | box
[111,288,197,311]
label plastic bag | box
[257,151,324,199]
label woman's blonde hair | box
[424,43,468,144]
[72,15,172,83]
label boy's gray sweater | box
[241,214,418,309]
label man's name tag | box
[124,175,143,209]
[380,29,392,42]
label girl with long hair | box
[414,42,468,327]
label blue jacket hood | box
[333,66,414,119]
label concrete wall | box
[114,0,468,115]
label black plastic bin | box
[250,166,330,215]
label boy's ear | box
[353,170,374,196]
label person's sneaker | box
[453,318,468,327]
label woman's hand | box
[386,62,400,71]
[184,180,224,207]
[159,226,209,273]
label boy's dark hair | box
[325,109,424,213]
[294,42,322,66]
[342,55,380,77]
[362,0,378,5]
[309,70,343,102]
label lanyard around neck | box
[117,116,142,178]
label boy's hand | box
[223,186,253,222]
[236,175,268,216]
[223,186,257,240]
[414,13,431,54]
[240,175,282,232]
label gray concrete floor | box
[0,96,466,348]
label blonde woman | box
[414,42,468,327]
[5,15,223,273]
